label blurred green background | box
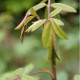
[0,0,79,80]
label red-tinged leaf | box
[51,20,68,39]
[42,22,52,49]
[50,7,62,18]
[51,3,77,13]
[25,19,46,32]
[27,3,46,15]
[20,26,25,44]
[24,16,34,25]
[15,14,28,30]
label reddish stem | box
[13,69,55,80]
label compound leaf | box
[50,7,62,18]
[51,3,77,13]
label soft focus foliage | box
[0,0,79,80]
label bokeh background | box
[0,0,79,80]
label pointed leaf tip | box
[51,3,77,13]
[51,20,68,39]
[30,8,38,17]
[25,19,46,32]
[15,14,28,30]
[27,3,46,15]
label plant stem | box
[48,0,50,19]
[48,0,56,80]
[13,69,55,80]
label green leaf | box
[27,3,46,14]
[0,78,6,80]
[15,15,34,30]
[24,64,34,74]
[48,28,53,60]
[30,8,38,17]
[55,14,61,20]
[44,5,48,19]
[42,22,52,48]
[51,3,77,13]
[25,19,46,32]
[53,32,60,59]
[50,7,62,18]
[51,20,68,39]
[41,0,47,3]
[20,26,25,44]
[24,16,34,25]
[74,75,80,80]
[15,68,24,76]
[22,76,37,80]
[53,18,64,26]
[15,14,28,30]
